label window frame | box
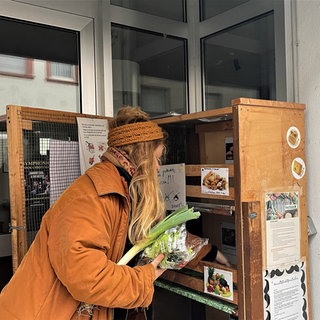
[46,61,79,85]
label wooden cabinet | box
[153,98,311,320]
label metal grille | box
[23,120,79,246]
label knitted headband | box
[108,121,164,147]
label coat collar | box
[85,161,129,198]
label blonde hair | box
[109,107,166,244]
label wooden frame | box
[154,98,311,320]
[6,105,110,271]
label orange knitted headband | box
[108,121,164,147]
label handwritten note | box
[158,163,186,210]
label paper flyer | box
[77,117,109,174]
[264,261,308,320]
[265,192,300,268]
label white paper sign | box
[264,261,308,320]
[77,117,109,174]
[158,163,186,211]
[265,192,300,268]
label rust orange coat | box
[0,162,156,319]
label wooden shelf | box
[154,98,310,319]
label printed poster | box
[201,167,229,196]
[158,163,186,211]
[264,261,308,320]
[204,266,233,301]
[265,192,300,268]
[77,117,109,174]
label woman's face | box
[154,144,165,172]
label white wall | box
[294,1,320,319]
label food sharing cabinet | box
[153,97,311,320]
[3,98,310,320]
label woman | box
[0,107,167,319]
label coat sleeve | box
[47,180,155,308]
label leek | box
[117,205,201,265]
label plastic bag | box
[138,223,209,269]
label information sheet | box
[264,261,308,320]
[77,117,109,174]
[265,192,300,267]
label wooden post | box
[6,105,28,271]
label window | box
[46,62,78,84]
[0,54,33,78]
[0,16,81,114]
[111,24,187,117]
[202,12,275,110]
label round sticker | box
[286,126,301,149]
[291,157,306,179]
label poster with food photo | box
[201,167,229,196]
[265,192,300,267]
[204,266,233,301]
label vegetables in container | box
[139,223,208,269]
[117,205,201,265]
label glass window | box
[200,0,250,21]
[111,0,187,22]
[111,24,187,117]
[0,17,80,115]
[202,12,275,110]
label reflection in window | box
[0,17,80,114]
[200,0,249,21]
[111,24,187,117]
[202,12,275,110]
[0,57,80,115]
[111,0,186,22]
[46,62,78,84]
[0,54,33,78]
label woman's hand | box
[151,254,166,279]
